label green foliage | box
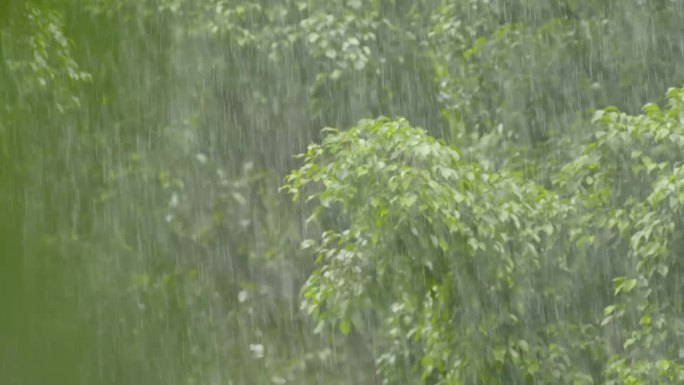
[285,118,592,384]
[427,0,684,176]
[285,92,684,384]
[4,0,684,384]
[557,88,684,385]
[3,5,91,112]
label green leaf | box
[339,319,351,335]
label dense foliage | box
[284,99,684,383]
[1,1,684,384]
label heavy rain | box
[2,1,684,384]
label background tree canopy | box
[1,1,684,384]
